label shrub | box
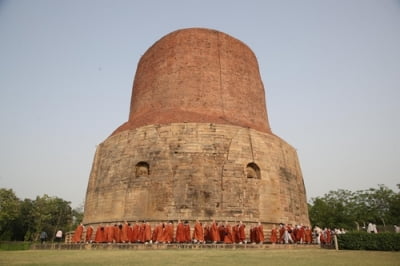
[337,232,400,251]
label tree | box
[0,189,76,241]
[29,194,73,241]
[0,188,21,240]
[308,189,356,229]
[388,184,400,225]
[308,184,400,231]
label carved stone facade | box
[83,28,310,227]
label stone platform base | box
[31,243,320,250]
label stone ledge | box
[31,243,321,250]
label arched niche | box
[246,162,261,179]
[135,161,150,177]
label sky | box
[0,0,399,208]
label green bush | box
[0,241,32,251]
[337,232,400,251]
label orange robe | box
[305,228,312,244]
[114,225,122,243]
[94,226,106,243]
[218,224,226,243]
[238,224,246,242]
[175,222,185,243]
[131,223,139,243]
[326,230,331,244]
[223,225,233,244]
[155,224,165,243]
[184,224,191,243]
[138,223,145,243]
[105,225,114,243]
[204,224,210,242]
[127,225,133,242]
[250,227,256,243]
[255,225,264,243]
[193,222,204,242]
[152,225,159,242]
[85,226,93,242]
[72,224,84,243]
[144,223,152,242]
[163,223,173,243]
[232,225,238,243]
[121,223,129,243]
[270,228,278,243]
[210,222,220,242]
[298,226,305,243]
[320,232,325,244]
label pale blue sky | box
[0,0,399,208]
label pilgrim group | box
[71,220,331,245]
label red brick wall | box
[113,28,271,136]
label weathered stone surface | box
[82,28,310,227]
[83,123,309,226]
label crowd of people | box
[71,220,335,245]
[311,226,346,245]
[72,220,250,244]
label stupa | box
[82,28,310,227]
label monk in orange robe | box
[223,222,233,244]
[218,223,225,242]
[138,221,146,243]
[320,229,326,244]
[114,224,122,243]
[203,223,210,243]
[105,225,114,243]
[255,222,265,244]
[94,225,106,243]
[154,222,165,243]
[175,220,185,243]
[192,220,204,243]
[184,221,191,243]
[249,226,256,243]
[163,221,173,243]
[152,223,159,243]
[270,225,278,244]
[121,221,129,243]
[127,223,133,243]
[304,226,312,244]
[232,224,238,243]
[85,225,93,243]
[298,225,305,244]
[238,221,246,244]
[143,222,152,243]
[104,225,111,243]
[325,228,332,244]
[210,220,220,243]
[131,222,139,243]
[72,223,84,243]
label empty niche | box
[135,161,150,177]
[246,162,260,179]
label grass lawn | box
[1,248,399,266]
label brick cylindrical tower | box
[113,28,271,135]
[83,28,309,233]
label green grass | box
[0,242,31,251]
[0,249,399,266]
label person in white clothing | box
[55,229,63,242]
